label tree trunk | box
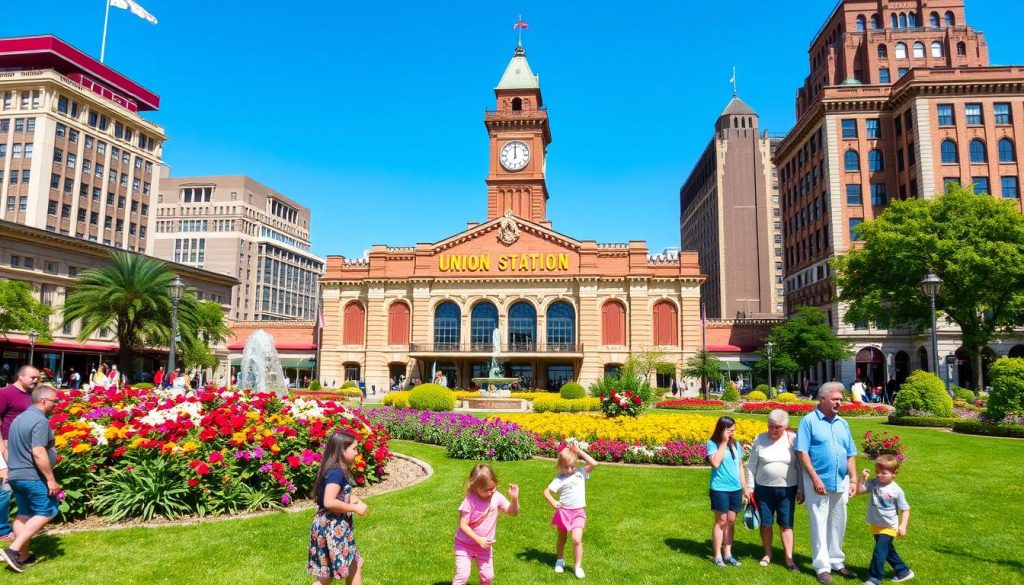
[119,346,134,386]
[974,349,984,392]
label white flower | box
[88,421,109,446]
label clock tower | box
[485,44,552,225]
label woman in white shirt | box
[745,409,803,573]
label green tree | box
[0,279,54,342]
[191,300,231,346]
[682,350,723,399]
[180,339,217,371]
[833,187,1024,389]
[623,349,666,385]
[63,253,198,381]
[764,306,851,388]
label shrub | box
[721,386,740,402]
[754,384,771,396]
[776,392,798,403]
[861,430,906,461]
[887,415,956,428]
[367,408,535,460]
[599,389,645,417]
[746,390,767,401]
[341,380,358,389]
[950,385,974,401]
[987,357,1024,421]
[532,395,601,413]
[559,382,586,400]
[590,374,655,405]
[408,383,456,412]
[308,379,322,391]
[446,424,536,461]
[952,419,1024,439]
[132,382,155,389]
[382,391,411,408]
[893,371,952,417]
[654,399,726,411]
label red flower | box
[208,452,224,464]
[199,427,217,442]
[112,447,127,458]
[286,455,301,468]
[187,479,200,487]
[632,396,642,405]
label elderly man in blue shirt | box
[795,381,859,584]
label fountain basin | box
[462,397,528,411]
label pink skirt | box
[551,507,587,531]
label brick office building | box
[774,0,1024,387]
[320,45,706,391]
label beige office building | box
[0,35,165,253]
[152,175,324,322]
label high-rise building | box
[151,175,324,322]
[680,94,783,319]
[774,0,1024,386]
[0,35,165,252]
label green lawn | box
[14,417,1024,584]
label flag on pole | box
[110,0,158,25]
[514,18,529,30]
[729,67,736,84]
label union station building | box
[319,45,707,391]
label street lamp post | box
[167,276,186,380]
[28,329,38,365]
[766,341,774,398]
[918,271,948,394]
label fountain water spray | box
[238,329,287,396]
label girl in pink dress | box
[543,443,598,578]
[452,465,520,585]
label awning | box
[230,358,315,368]
[719,362,752,371]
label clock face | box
[499,141,531,171]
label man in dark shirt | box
[0,366,39,542]
[0,384,59,573]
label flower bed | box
[861,430,907,461]
[533,437,709,466]
[737,401,891,416]
[365,407,535,460]
[489,412,764,445]
[53,386,391,521]
[654,399,727,411]
[532,395,601,413]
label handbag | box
[742,495,760,530]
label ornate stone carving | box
[497,210,521,245]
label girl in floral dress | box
[308,430,368,584]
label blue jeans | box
[0,480,11,535]
[869,534,910,583]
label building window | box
[897,148,905,171]
[868,149,884,171]
[849,218,863,241]
[957,41,967,56]
[1002,177,1020,199]
[929,11,940,27]
[841,119,857,139]
[871,183,888,205]
[908,141,916,166]
[937,104,954,126]
[969,140,987,164]
[931,41,944,58]
[433,301,461,350]
[856,15,866,31]
[601,300,626,345]
[994,103,1012,125]
[973,177,990,195]
[945,178,961,192]
[877,44,887,58]
[846,184,863,205]
[508,302,537,351]
[866,119,880,139]
[47,200,58,215]
[998,139,1016,163]
[469,302,498,351]
[895,42,907,59]
[941,139,958,164]
[652,301,678,346]
[871,14,882,30]
[546,301,576,349]
[878,68,890,84]
[965,103,982,125]
[944,10,955,26]
[913,42,925,58]
[844,150,860,171]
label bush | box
[589,374,655,405]
[654,399,726,411]
[950,385,974,401]
[382,391,411,408]
[132,382,154,389]
[599,390,645,418]
[893,371,952,417]
[367,408,534,461]
[408,383,456,412]
[532,395,601,413]
[754,384,771,396]
[987,357,1024,421]
[776,392,798,403]
[887,415,956,428]
[446,424,537,461]
[721,386,740,402]
[308,379,322,391]
[341,380,358,389]
[952,419,1024,439]
[746,390,767,401]
[559,382,586,400]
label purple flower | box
[281,494,292,505]
[259,463,272,473]
[252,447,265,459]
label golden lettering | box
[439,255,450,271]
[545,254,557,270]
[519,254,530,271]
[438,252,570,272]
[559,253,569,270]
[498,255,508,271]
[480,255,491,271]
[467,255,479,271]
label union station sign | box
[438,252,571,273]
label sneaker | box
[574,566,585,579]
[862,580,879,585]
[712,557,727,567]
[554,559,565,573]
[725,556,742,567]
[0,548,23,573]
[892,570,915,582]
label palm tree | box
[63,252,197,381]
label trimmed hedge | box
[532,395,601,413]
[382,391,411,408]
[746,390,767,401]
[408,383,456,411]
[754,384,771,396]
[950,385,974,402]
[893,371,953,417]
[952,420,1024,438]
[308,379,322,391]
[776,392,798,403]
[887,415,957,428]
[721,387,740,402]
[988,357,1024,421]
[559,382,586,400]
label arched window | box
[343,302,365,345]
[470,301,498,351]
[511,97,522,111]
[871,14,882,30]
[929,11,940,27]
[956,42,967,56]
[652,301,678,346]
[877,44,888,58]
[890,14,898,29]
[433,301,461,350]
[941,139,959,164]
[898,13,907,28]
[918,347,929,372]
[913,42,925,58]
[868,149,884,171]
[969,139,987,163]
[844,150,860,171]
[546,301,576,350]
[508,301,537,351]
[856,15,866,32]
[387,301,410,346]
[944,11,955,26]
[601,301,626,345]
[998,138,1016,163]
[931,41,944,58]
[908,12,916,27]
[895,42,907,59]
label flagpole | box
[517,14,523,47]
[100,0,111,63]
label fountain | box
[465,327,525,410]
[237,329,288,396]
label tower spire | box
[730,66,737,97]
[514,15,529,48]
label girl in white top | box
[543,443,598,579]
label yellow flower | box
[69,406,83,415]
[71,443,91,454]
[270,444,281,454]
[246,411,260,421]
[488,413,764,445]
[181,441,199,454]
[231,431,247,443]
[130,437,145,448]
[55,436,68,448]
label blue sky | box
[3,1,1021,259]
